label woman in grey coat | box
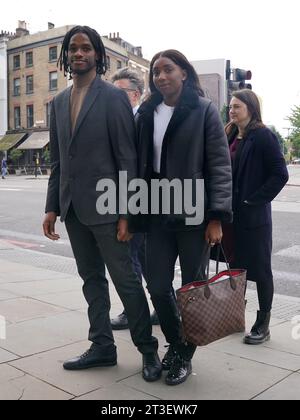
[136,50,232,386]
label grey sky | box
[1,0,299,135]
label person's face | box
[68,32,98,75]
[152,57,187,100]
[229,97,251,128]
[113,79,140,108]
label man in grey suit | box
[43,26,161,382]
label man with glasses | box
[110,67,159,330]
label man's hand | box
[117,218,133,242]
[43,212,60,241]
[205,220,222,246]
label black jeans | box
[65,206,158,354]
[146,216,209,360]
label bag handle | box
[204,243,237,296]
[207,243,230,277]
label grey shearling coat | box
[135,86,233,230]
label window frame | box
[49,71,58,91]
[13,78,21,96]
[26,104,34,128]
[26,75,34,94]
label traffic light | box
[225,62,252,122]
[228,68,252,91]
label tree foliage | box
[269,126,286,154]
[287,105,300,157]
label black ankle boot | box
[165,353,192,386]
[162,345,176,371]
[244,311,271,345]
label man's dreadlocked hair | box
[58,25,107,79]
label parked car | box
[292,158,300,164]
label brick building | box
[0,22,150,165]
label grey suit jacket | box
[45,76,137,225]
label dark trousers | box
[129,233,146,283]
[65,206,158,354]
[146,217,209,360]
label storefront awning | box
[0,133,27,151]
[18,131,49,150]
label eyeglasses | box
[119,87,137,93]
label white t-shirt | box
[153,102,175,173]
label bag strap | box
[206,243,230,278]
[204,243,237,291]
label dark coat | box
[231,127,289,282]
[135,86,233,230]
[45,76,137,225]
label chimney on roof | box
[15,20,29,37]
[48,22,55,30]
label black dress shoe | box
[150,311,160,326]
[162,345,176,371]
[111,311,129,330]
[63,346,117,370]
[165,354,192,386]
[142,352,162,382]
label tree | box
[287,105,300,157]
[9,149,24,167]
[42,148,51,165]
[291,135,300,157]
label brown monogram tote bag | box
[176,245,246,346]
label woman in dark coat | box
[136,50,232,385]
[226,89,289,345]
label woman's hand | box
[205,220,223,246]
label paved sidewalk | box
[0,239,300,400]
[287,165,300,186]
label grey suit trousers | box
[65,205,158,355]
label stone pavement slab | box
[75,383,159,400]
[1,253,300,400]
[0,297,68,323]
[208,332,300,372]
[0,277,80,297]
[0,364,72,400]
[0,289,19,301]
[0,347,18,364]
[34,290,87,311]
[264,321,300,356]
[1,311,88,356]
[10,339,142,397]
[254,372,300,400]
[120,347,292,401]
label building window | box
[13,55,20,69]
[14,107,21,129]
[13,78,21,96]
[27,105,34,128]
[106,56,111,70]
[49,71,58,91]
[117,60,122,69]
[46,102,52,127]
[26,51,33,67]
[26,75,34,94]
[49,46,57,61]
